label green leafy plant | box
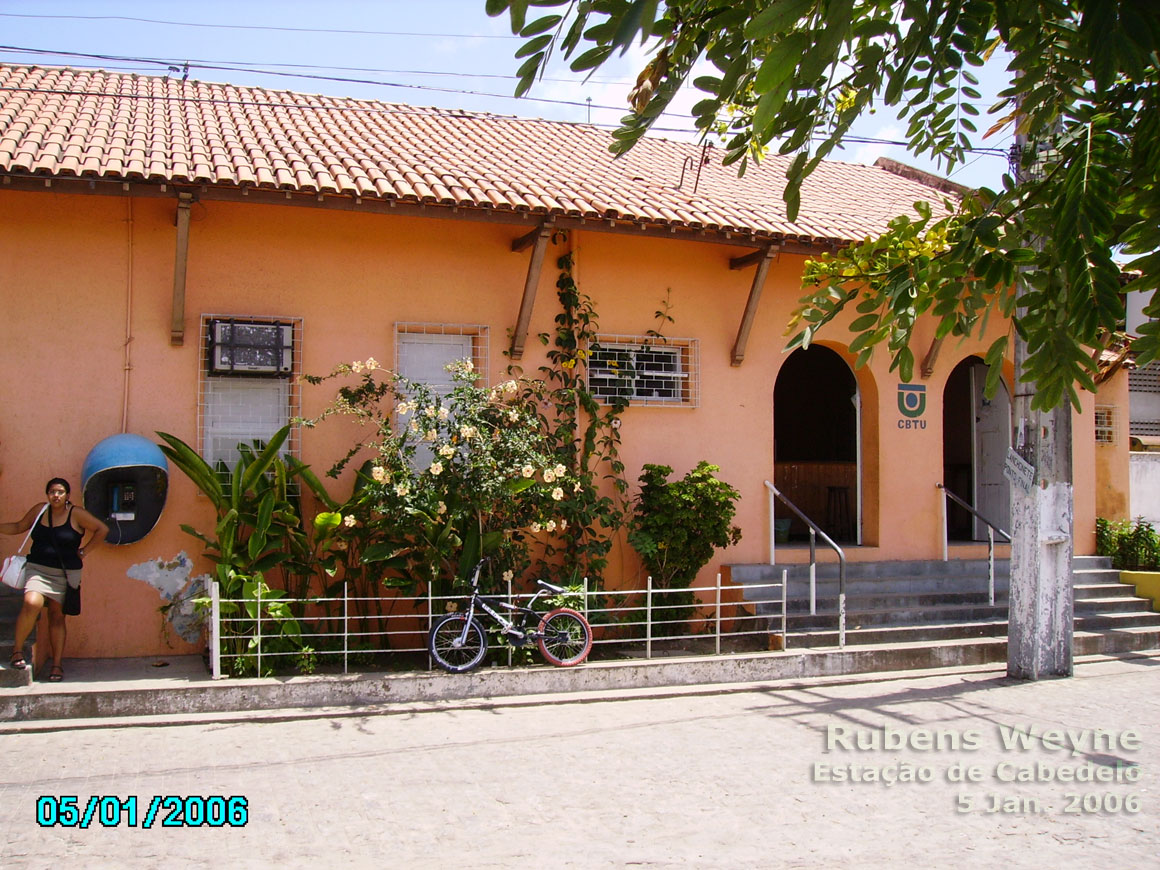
[513,249,630,591]
[1096,517,1160,571]
[628,462,742,635]
[301,358,576,598]
[156,425,315,676]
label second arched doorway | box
[774,345,860,543]
[942,356,1011,540]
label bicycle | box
[428,559,593,673]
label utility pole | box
[1006,134,1074,680]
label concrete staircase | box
[732,555,1160,653]
[0,583,33,687]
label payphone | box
[82,434,169,545]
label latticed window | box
[198,315,301,470]
[394,323,488,394]
[1094,405,1119,444]
[587,336,699,407]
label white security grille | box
[394,323,489,392]
[1129,361,1160,393]
[1094,405,1119,444]
[198,314,301,469]
[587,335,699,407]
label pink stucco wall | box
[0,188,1103,658]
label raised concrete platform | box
[11,631,1119,728]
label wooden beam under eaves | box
[730,244,780,366]
[921,335,945,378]
[170,192,194,346]
[509,220,555,360]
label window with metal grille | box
[1094,405,1119,444]
[587,336,699,407]
[394,323,489,393]
[1129,361,1160,393]
[199,314,301,471]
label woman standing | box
[2,478,108,681]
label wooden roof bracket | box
[170,192,194,346]
[730,243,780,366]
[920,335,945,378]
[508,219,555,360]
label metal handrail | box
[937,483,1010,606]
[765,480,846,647]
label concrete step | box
[1075,627,1160,655]
[1075,611,1160,630]
[0,585,32,688]
[1074,582,1141,600]
[787,603,1008,631]
[1074,568,1124,584]
[791,620,1010,648]
[1075,596,1156,613]
[1067,559,1113,573]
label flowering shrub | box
[301,359,576,595]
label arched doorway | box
[942,357,1011,540]
[774,345,860,543]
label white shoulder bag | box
[2,503,48,590]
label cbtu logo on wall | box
[898,384,927,429]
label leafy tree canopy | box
[486,0,1160,409]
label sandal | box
[48,665,64,682]
[9,650,27,670]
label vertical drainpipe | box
[121,196,134,433]
[170,192,194,346]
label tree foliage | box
[487,0,1160,409]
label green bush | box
[1096,517,1160,570]
[628,462,741,635]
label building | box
[0,63,1124,660]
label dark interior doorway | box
[774,346,858,543]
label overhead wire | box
[0,11,521,39]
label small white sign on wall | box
[1004,448,1035,495]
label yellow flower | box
[438,406,449,421]
[553,464,567,477]
[502,570,514,583]
[530,522,541,533]
[371,466,388,482]
[365,357,378,369]
[551,487,564,501]
[343,514,357,528]
[424,429,437,442]
[351,361,365,374]
[521,464,535,478]
[394,482,410,497]
[438,444,455,458]
[429,461,443,476]
[545,519,557,532]
[543,469,556,483]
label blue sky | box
[0,0,1014,189]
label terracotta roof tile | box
[0,63,957,243]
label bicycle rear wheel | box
[429,614,488,673]
[536,608,592,667]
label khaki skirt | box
[22,562,81,605]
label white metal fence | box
[208,572,787,679]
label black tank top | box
[29,506,84,570]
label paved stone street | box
[1,654,1158,868]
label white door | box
[971,363,1011,539]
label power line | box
[0,45,1008,141]
[0,11,519,39]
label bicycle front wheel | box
[429,614,488,673]
[536,608,592,667]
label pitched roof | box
[0,63,957,245]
